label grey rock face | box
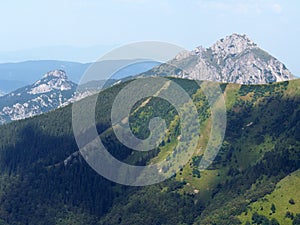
[157,33,294,84]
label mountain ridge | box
[0,60,90,93]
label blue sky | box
[0,0,299,75]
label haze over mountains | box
[0,60,161,94]
[0,60,89,94]
[0,34,295,95]
[0,34,293,94]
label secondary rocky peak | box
[211,33,257,58]
[42,70,68,80]
[0,70,77,124]
[30,70,74,95]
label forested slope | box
[0,78,299,224]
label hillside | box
[0,77,299,224]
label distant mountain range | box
[0,60,89,93]
[145,33,295,84]
[0,45,116,65]
[0,60,160,93]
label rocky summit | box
[151,33,295,84]
[0,70,77,124]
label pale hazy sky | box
[0,0,299,75]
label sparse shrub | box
[289,198,296,205]
[293,214,300,225]
[271,203,276,213]
[285,211,294,220]
[270,218,280,225]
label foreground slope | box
[238,169,300,225]
[0,78,299,224]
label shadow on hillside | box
[0,123,120,225]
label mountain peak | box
[29,70,74,95]
[211,33,257,58]
[168,33,294,84]
[42,69,68,80]
[0,70,77,124]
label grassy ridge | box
[238,169,300,225]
